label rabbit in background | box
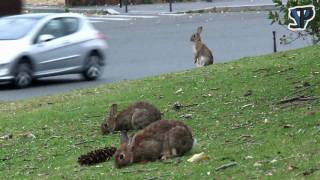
[101,101,161,134]
[190,26,214,67]
[114,120,195,168]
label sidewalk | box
[24,0,282,15]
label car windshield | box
[0,17,38,40]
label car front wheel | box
[13,63,33,88]
[82,54,102,81]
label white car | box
[0,13,108,88]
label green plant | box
[268,0,320,44]
[64,5,70,12]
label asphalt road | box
[0,11,312,101]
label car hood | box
[0,40,28,64]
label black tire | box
[82,54,102,81]
[13,63,33,88]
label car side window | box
[36,18,64,43]
[61,17,79,36]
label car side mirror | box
[38,34,55,43]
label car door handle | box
[62,41,71,45]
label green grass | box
[1,45,320,179]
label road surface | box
[0,11,312,101]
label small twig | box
[145,174,170,180]
[183,103,198,108]
[121,168,158,174]
[241,103,254,109]
[277,96,318,105]
[215,162,237,171]
[84,115,103,119]
[74,140,95,146]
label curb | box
[181,4,279,14]
[24,4,279,15]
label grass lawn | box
[1,45,320,179]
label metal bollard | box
[273,31,277,53]
[125,0,128,13]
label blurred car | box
[0,13,108,88]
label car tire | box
[13,63,33,88]
[82,53,102,81]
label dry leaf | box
[288,165,298,171]
[283,124,294,128]
[187,152,209,163]
[270,159,277,164]
[18,132,36,139]
[254,162,262,167]
[180,114,192,119]
[175,88,183,94]
[245,155,253,160]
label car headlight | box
[0,63,9,76]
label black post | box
[125,0,128,13]
[120,0,122,8]
[169,0,172,12]
[273,31,277,53]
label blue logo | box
[288,5,316,31]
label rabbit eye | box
[119,154,125,160]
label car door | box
[30,17,82,77]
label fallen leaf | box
[18,132,36,139]
[245,156,253,160]
[254,162,262,167]
[180,114,192,119]
[175,88,183,94]
[187,152,209,163]
[266,172,273,176]
[270,159,277,164]
[283,124,294,129]
[288,165,298,171]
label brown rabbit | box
[101,101,161,134]
[190,26,214,67]
[114,120,195,168]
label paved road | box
[0,11,312,101]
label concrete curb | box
[181,4,279,14]
[24,4,279,15]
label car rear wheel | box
[13,63,33,88]
[82,54,102,81]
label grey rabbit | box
[114,120,195,168]
[190,26,214,67]
[101,101,161,134]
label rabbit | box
[114,120,195,168]
[190,26,214,67]
[101,101,161,134]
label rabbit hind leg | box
[131,108,150,129]
[165,126,193,157]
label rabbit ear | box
[120,131,129,145]
[110,104,118,117]
[197,26,203,34]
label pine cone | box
[78,146,117,166]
